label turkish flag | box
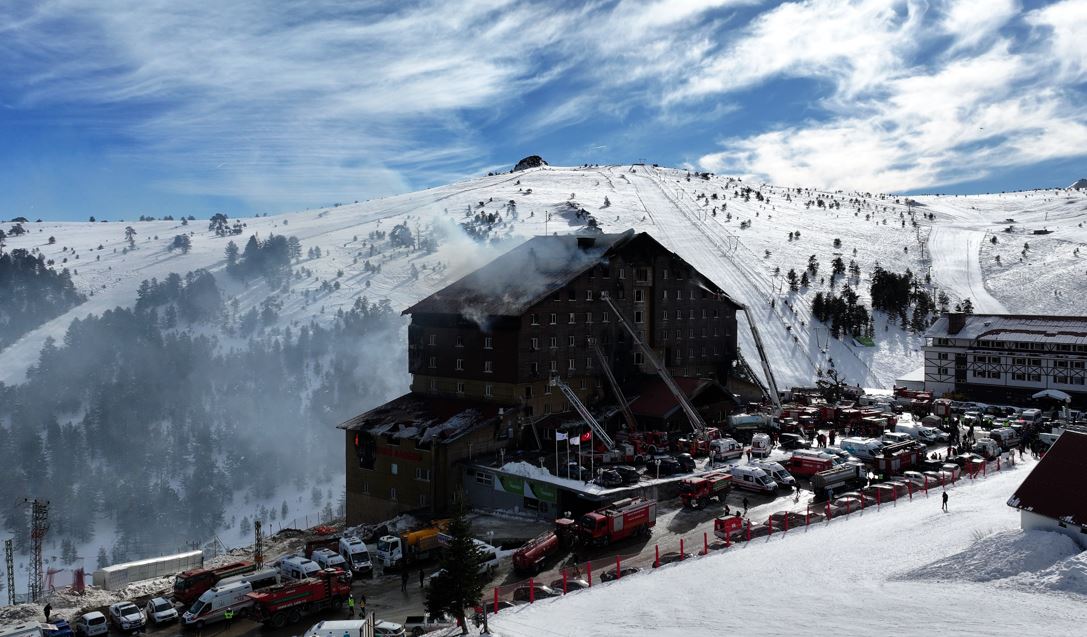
[580,431,593,443]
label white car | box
[108,602,146,632]
[74,612,109,637]
[145,597,179,624]
[374,621,407,637]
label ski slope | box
[488,459,1087,637]
[3,166,1085,390]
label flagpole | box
[555,434,558,476]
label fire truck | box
[172,561,256,605]
[246,569,351,629]
[561,498,657,547]
[678,472,733,509]
[868,440,926,474]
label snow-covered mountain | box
[3,165,1085,390]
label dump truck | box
[811,463,866,500]
[564,498,657,547]
[246,568,351,629]
[678,472,733,509]
[375,520,449,569]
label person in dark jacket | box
[401,568,409,592]
[742,497,749,515]
[419,568,424,588]
[942,491,949,512]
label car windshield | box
[188,601,206,616]
[376,539,394,552]
[351,550,368,561]
[88,617,105,626]
[153,601,171,612]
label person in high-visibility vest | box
[224,609,234,623]
[347,594,355,617]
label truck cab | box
[310,549,351,579]
[709,437,743,461]
[750,433,772,458]
[749,461,796,489]
[277,555,321,581]
[338,536,373,577]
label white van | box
[750,433,772,458]
[473,539,500,574]
[310,549,351,578]
[728,465,777,493]
[74,612,109,637]
[1020,408,1042,423]
[894,421,923,440]
[304,620,406,637]
[1,623,44,637]
[990,427,1020,450]
[181,581,254,628]
[338,536,373,577]
[881,431,912,445]
[709,437,743,461]
[278,555,321,581]
[840,437,883,461]
[749,461,796,489]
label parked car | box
[108,602,146,633]
[402,613,453,636]
[674,453,696,473]
[900,471,926,488]
[652,457,682,476]
[473,601,517,625]
[43,619,73,637]
[73,612,108,637]
[374,621,407,637]
[549,578,590,592]
[613,465,641,485]
[600,567,641,582]
[144,597,178,625]
[595,469,623,488]
[831,495,864,511]
[512,584,559,602]
[778,433,808,450]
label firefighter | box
[224,609,234,624]
[347,594,355,617]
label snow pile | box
[1007,549,1087,597]
[489,460,1087,636]
[499,461,555,481]
[898,529,1081,583]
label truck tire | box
[270,613,286,629]
[195,621,205,631]
[287,609,302,625]
[412,629,424,637]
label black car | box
[675,453,696,472]
[613,465,641,485]
[600,567,641,582]
[654,457,682,476]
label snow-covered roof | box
[926,313,1087,346]
[1007,430,1087,527]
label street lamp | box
[654,458,661,480]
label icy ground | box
[3,165,1085,392]
[488,459,1087,637]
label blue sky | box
[1,0,1085,221]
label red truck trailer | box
[572,498,657,546]
[783,452,835,477]
[512,531,563,574]
[172,561,256,605]
[679,472,733,509]
[246,568,351,629]
[303,536,340,559]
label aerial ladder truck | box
[602,296,720,452]
[588,337,638,431]
[740,306,782,418]
[550,376,643,464]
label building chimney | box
[576,236,597,250]
[947,312,966,335]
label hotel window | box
[586,290,593,301]
[531,313,539,325]
[524,386,533,399]
[550,313,557,325]
[702,309,707,319]
[531,337,539,350]
[455,358,464,371]
[568,288,576,301]
[689,309,696,319]
[415,468,431,481]
[689,290,695,300]
[663,269,668,280]
[586,357,593,369]
[544,403,552,415]
[1013,373,1026,381]
[662,311,668,322]
[675,290,682,300]
[428,356,437,369]
[635,310,643,323]
[601,290,609,299]
[456,335,463,347]
[939,352,950,361]
[550,360,558,372]
[485,383,493,397]
[713,309,719,319]
[475,471,494,487]
[569,312,576,324]
[568,358,576,370]
[484,336,493,349]
[418,494,428,507]
[429,379,437,391]
[676,309,682,320]
[602,312,609,323]
[428,334,436,346]
[545,382,553,394]
[389,488,397,502]
[618,268,625,279]
[586,312,593,324]
[550,336,558,348]
[635,289,644,302]
[484,361,493,373]
[617,287,625,299]
[456,382,465,394]
[663,289,669,300]
[530,362,539,375]
[1055,376,1070,384]
[568,335,576,347]
[390,463,398,476]
[636,268,649,282]
[634,352,644,365]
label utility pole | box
[25,499,49,603]
[5,538,14,605]
[253,520,263,569]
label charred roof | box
[403,230,739,318]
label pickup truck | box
[401,613,454,636]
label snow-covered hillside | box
[487,459,1087,637]
[3,165,1085,390]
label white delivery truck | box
[750,433,772,458]
[749,460,796,489]
[304,619,406,637]
[839,437,884,461]
[278,555,321,581]
[338,536,373,577]
[709,437,744,461]
[310,548,351,579]
[181,581,254,628]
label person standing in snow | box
[742,497,749,515]
[942,491,949,512]
[44,604,52,623]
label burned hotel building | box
[341,230,744,524]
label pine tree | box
[800,271,810,287]
[425,507,486,633]
[225,241,239,266]
[786,269,799,291]
[97,546,109,569]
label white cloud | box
[1026,0,1087,81]
[940,0,1019,51]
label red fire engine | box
[563,498,657,546]
[172,561,256,605]
[246,568,351,628]
[679,472,732,509]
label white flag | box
[555,431,569,442]
[569,436,581,446]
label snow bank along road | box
[490,458,1087,637]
